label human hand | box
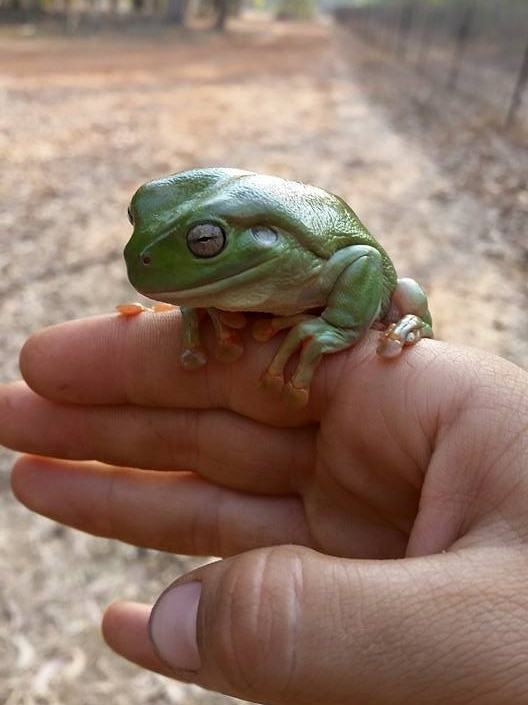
[2,312,528,704]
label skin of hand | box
[1,311,528,705]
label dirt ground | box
[0,15,527,705]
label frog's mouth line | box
[137,259,276,303]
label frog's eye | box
[187,223,226,258]
[252,226,278,246]
[127,205,134,226]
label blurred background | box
[0,1,527,703]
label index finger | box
[18,311,340,424]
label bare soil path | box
[0,17,526,705]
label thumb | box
[116,545,528,705]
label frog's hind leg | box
[261,319,357,405]
[378,277,434,358]
[252,314,316,343]
[285,325,356,406]
[262,245,386,405]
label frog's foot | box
[116,302,150,316]
[260,369,310,408]
[117,302,178,316]
[260,369,286,396]
[283,381,310,408]
[377,314,433,358]
[218,311,247,330]
[181,346,208,369]
[262,317,355,406]
[253,314,316,343]
[207,308,245,363]
[152,303,178,313]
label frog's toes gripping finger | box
[116,302,151,316]
[181,346,208,369]
[117,302,177,316]
[213,333,244,363]
[218,311,247,330]
[180,306,244,369]
[208,308,245,362]
[377,277,434,358]
[261,317,366,406]
[152,303,178,313]
[377,314,433,358]
[179,306,208,369]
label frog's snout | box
[123,241,156,292]
[140,252,153,266]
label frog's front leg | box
[180,306,246,369]
[180,306,208,369]
[262,245,385,406]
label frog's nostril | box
[141,254,152,266]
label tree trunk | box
[166,0,187,24]
[213,0,228,31]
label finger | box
[11,456,310,556]
[20,311,396,426]
[102,602,173,679]
[116,546,528,705]
[0,382,314,494]
[16,311,453,432]
[17,312,377,423]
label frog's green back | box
[130,168,397,295]
[173,169,380,255]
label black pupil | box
[187,224,225,258]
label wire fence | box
[334,0,528,128]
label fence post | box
[415,3,432,71]
[506,36,528,127]
[395,1,415,58]
[447,3,475,90]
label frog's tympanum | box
[120,168,433,405]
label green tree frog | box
[120,168,433,405]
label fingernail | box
[149,580,202,672]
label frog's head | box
[124,167,347,306]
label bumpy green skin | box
[124,168,433,404]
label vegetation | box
[0,0,238,29]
